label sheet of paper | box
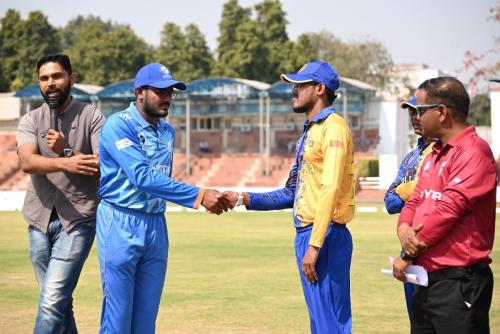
[380,256,428,287]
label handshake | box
[200,190,246,215]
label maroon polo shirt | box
[399,126,497,272]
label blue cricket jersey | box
[98,102,203,213]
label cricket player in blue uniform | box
[97,63,224,334]
[220,61,355,334]
[384,96,433,318]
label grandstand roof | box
[97,77,271,100]
[268,77,377,98]
[96,79,135,99]
[180,77,270,99]
[14,83,102,101]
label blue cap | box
[134,63,186,90]
[401,96,417,110]
[280,61,340,91]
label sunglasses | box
[414,104,440,117]
[142,86,178,99]
[292,82,319,91]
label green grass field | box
[1,209,499,333]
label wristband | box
[236,192,244,206]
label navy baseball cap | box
[280,61,340,92]
[400,96,417,110]
[134,63,186,90]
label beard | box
[41,84,71,109]
[143,94,170,118]
[292,98,314,114]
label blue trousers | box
[29,216,95,334]
[295,223,352,334]
[97,202,168,334]
[404,282,414,318]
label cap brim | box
[400,102,416,110]
[149,79,187,90]
[280,73,315,84]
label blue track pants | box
[97,202,168,334]
[295,223,352,334]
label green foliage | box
[183,24,213,81]
[0,9,60,91]
[0,1,396,90]
[285,34,319,73]
[254,0,290,82]
[214,0,310,82]
[0,9,22,91]
[157,22,213,82]
[157,22,186,78]
[302,30,393,89]
[62,16,152,86]
[357,157,379,177]
[213,0,257,78]
[468,93,491,126]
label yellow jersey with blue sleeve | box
[248,106,355,248]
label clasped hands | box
[392,223,428,282]
[200,190,242,215]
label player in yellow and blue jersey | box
[221,61,355,334]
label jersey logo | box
[160,65,171,78]
[420,189,442,200]
[115,138,134,150]
[118,113,131,121]
[438,161,448,175]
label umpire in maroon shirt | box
[392,77,496,334]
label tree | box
[0,9,23,91]
[99,25,153,84]
[156,22,213,82]
[232,18,267,80]
[183,24,213,81]
[0,10,59,91]
[62,16,152,85]
[14,11,60,89]
[468,93,491,126]
[59,15,112,51]
[213,0,254,77]
[300,30,393,89]
[254,0,290,82]
[157,22,187,79]
[284,34,319,73]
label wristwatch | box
[400,249,415,261]
[63,148,73,157]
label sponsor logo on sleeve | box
[118,112,132,121]
[329,139,343,148]
[115,138,134,150]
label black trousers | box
[411,263,493,334]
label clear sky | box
[1,0,498,84]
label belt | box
[295,222,345,233]
[428,261,490,283]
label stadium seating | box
[0,131,385,203]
